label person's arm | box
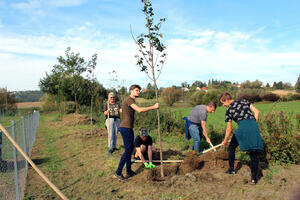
[222,121,232,146]
[103,104,108,115]
[201,121,211,144]
[250,104,259,121]
[130,103,159,113]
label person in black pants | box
[219,92,263,184]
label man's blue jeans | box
[116,127,134,175]
[188,124,202,153]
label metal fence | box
[0,110,40,200]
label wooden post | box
[106,101,111,148]
[0,124,69,200]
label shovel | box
[199,143,223,156]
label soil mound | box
[148,149,231,181]
[61,113,90,126]
[59,127,105,139]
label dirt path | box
[24,113,300,200]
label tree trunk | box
[152,70,164,178]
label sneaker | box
[114,173,126,181]
[225,169,236,175]
[126,170,136,178]
[250,179,257,185]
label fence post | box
[22,116,28,170]
[12,120,21,200]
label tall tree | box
[131,0,167,177]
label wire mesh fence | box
[0,110,40,200]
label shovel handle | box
[202,143,223,154]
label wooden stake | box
[106,101,111,147]
[0,124,68,200]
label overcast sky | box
[1,0,300,91]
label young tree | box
[131,0,167,177]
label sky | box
[0,0,300,91]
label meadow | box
[18,100,300,199]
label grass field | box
[21,109,300,199]
[19,100,300,199]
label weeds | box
[259,111,300,164]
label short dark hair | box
[219,92,232,102]
[208,102,217,109]
[129,84,141,92]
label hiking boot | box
[126,170,136,178]
[113,147,119,151]
[225,169,236,175]
[114,173,126,181]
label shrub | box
[134,108,184,135]
[262,93,280,102]
[40,94,58,112]
[189,90,221,106]
[238,94,262,103]
[161,87,182,106]
[259,111,300,164]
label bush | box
[259,111,300,164]
[189,90,222,106]
[238,94,262,103]
[134,108,184,135]
[40,94,58,112]
[161,87,182,106]
[262,93,280,102]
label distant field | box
[271,89,296,96]
[16,102,42,108]
[173,100,300,130]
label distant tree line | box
[14,90,44,102]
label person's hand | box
[153,103,159,109]
[222,139,228,146]
[206,137,211,144]
[144,162,151,169]
[149,162,156,169]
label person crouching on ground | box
[103,92,122,156]
[114,84,159,181]
[184,102,216,154]
[220,92,263,184]
[133,128,156,169]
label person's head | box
[206,102,217,113]
[219,92,233,107]
[139,127,148,141]
[108,92,115,103]
[129,84,141,98]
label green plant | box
[161,87,181,106]
[259,111,300,164]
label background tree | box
[131,0,167,177]
[295,75,300,93]
[161,87,181,106]
[86,53,98,126]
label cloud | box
[1,24,300,91]
[11,0,85,10]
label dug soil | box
[24,113,300,200]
